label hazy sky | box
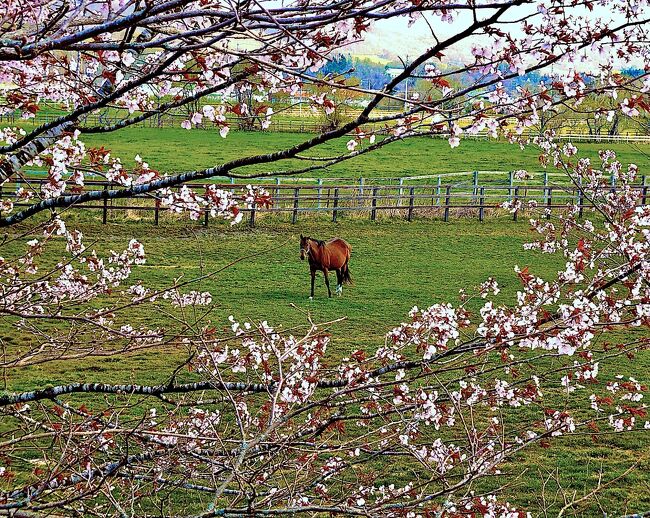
[346,4,648,68]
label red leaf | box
[518,266,533,284]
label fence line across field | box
[20,169,647,190]
[2,179,648,226]
[3,112,650,143]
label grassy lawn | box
[2,214,649,514]
[65,127,650,182]
[5,216,564,387]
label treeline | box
[319,54,392,90]
[320,54,644,95]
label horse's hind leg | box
[310,269,316,300]
[323,269,332,298]
[335,269,343,295]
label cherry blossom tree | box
[0,0,649,516]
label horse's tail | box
[341,262,352,285]
[342,247,352,285]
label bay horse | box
[300,234,352,299]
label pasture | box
[3,215,649,514]
[76,127,650,180]
[5,217,561,386]
[3,129,650,515]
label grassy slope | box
[3,215,649,514]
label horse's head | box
[299,234,309,261]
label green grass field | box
[5,217,566,386]
[72,127,650,181]
[2,215,649,515]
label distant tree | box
[351,58,392,90]
[320,53,354,78]
[308,76,363,131]
[583,94,621,136]
[536,102,571,135]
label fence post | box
[102,184,109,224]
[578,183,584,219]
[472,171,478,204]
[292,187,299,224]
[332,187,339,222]
[543,172,549,206]
[508,171,514,201]
[513,186,520,221]
[436,175,441,206]
[407,186,415,221]
[642,175,648,206]
[359,177,364,197]
[546,186,552,220]
[249,202,256,228]
[371,187,378,221]
[317,178,323,208]
[610,173,616,193]
[444,185,451,222]
[397,177,404,206]
[479,186,485,222]
[154,198,160,226]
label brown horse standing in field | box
[300,235,352,299]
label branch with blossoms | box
[1,1,650,515]
[0,214,285,371]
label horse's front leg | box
[310,269,316,300]
[323,269,332,298]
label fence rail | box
[0,112,379,134]
[20,169,648,189]
[2,179,648,227]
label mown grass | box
[4,216,560,386]
[2,214,649,515]
[68,127,650,181]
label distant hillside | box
[350,54,392,66]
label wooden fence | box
[2,112,650,142]
[0,112,366,134]
[2,180,648,227]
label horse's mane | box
[308,237,325,247]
